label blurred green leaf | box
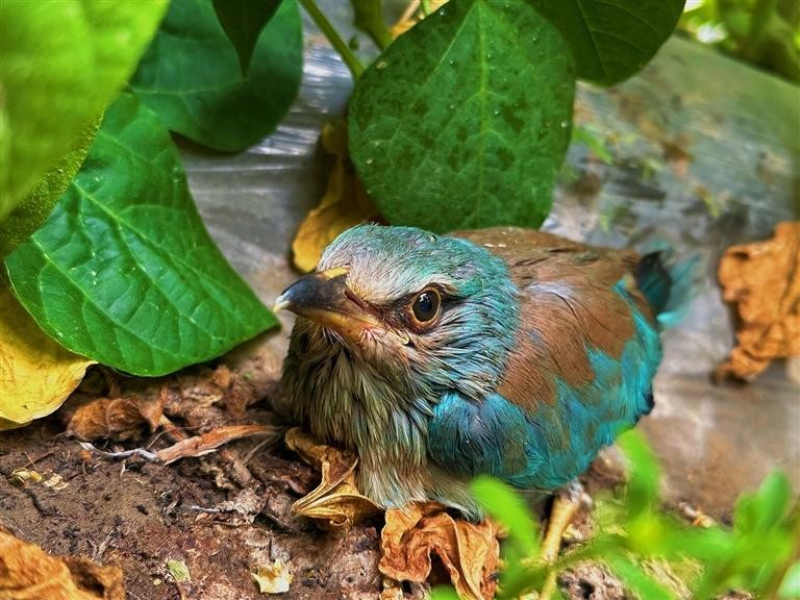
[607,555,675,600]
[5,93,277,376]
[429,586,461,600]
[572,125,613,164]
[750,471,791,531]
[472,476,540,556]
[527,0,686,85]
[779,560,800,598]
[212,0,282,75]
[617,430,661,518]
[130,0,302,152]
[0,0,167,223]
[0,120,98,258]
[349,0,575,232]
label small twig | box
[79,442,159,462]
[397,0,420,25]
[299,0,365,78]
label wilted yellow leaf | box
[291,121,380,272]
[284,427,381,528]
[0,286,95,430]
[0,525,124,599]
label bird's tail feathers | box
[635,249,700,329]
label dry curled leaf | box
[717,221,800,381]
[0,286,95,430]
[379,502,501,600]
[251,559,293,594]
[65,387,171,442]
[156,424,281,465]
[0,526,124,600]
[284,427,381,528]
[291,121,380,272]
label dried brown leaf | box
[284,427,381,529]
[65,387,170,442]
[717,221,800,381]
[156,424,281,465]
[0,526,124,600]
[379,502,500,600]
[291,121,380,272]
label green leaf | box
[0,0,167,224]
[429,587,461,600]
[349,0,575,232]
[749,471,791,531]
[4,93,277,377]
[607,556,674,600]
[779,560,800,598]
[471,476,540,556]
[212,0,282,75]
[617,429,661,518]
[130,0,303,152]
[0,120,99,258]
[527,0,686,85]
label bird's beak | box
[273,267,382,340]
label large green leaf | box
[528,0,686,85]
[349,0,575,232]
[130,0,303,152]
[4,93,277,377]
[0,0,167,222]
[212,0,282,75]
[0,120,98,259]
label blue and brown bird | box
[274,224,694,574]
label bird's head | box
[275,225,519,401]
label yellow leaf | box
[284,427,381,528]
[291,121,380,272]
[0,525,125,599]
[0,286,95,430]
[251,559,293,594]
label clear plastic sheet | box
[179,17,799,516]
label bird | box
[274,224,694,567]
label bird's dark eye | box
[411,289,441,323]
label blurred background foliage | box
[679,0,800,81]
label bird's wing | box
[428,228,661,489]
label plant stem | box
[299,0,365,79]
[421,0,431,17]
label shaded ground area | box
[0,356,390,600]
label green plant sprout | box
[432,430,799,600]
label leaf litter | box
[0,525,125,600]
[716,221,800,381]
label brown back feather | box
[452,227,655,411]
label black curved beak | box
[273,268,382,340]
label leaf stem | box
[299,0,365,79]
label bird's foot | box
[537,480,591,600]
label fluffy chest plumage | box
[281,321,437,507]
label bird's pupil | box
[413,291,438,322]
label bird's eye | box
[411,289,441,323]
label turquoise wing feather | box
[428,228,672,490]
